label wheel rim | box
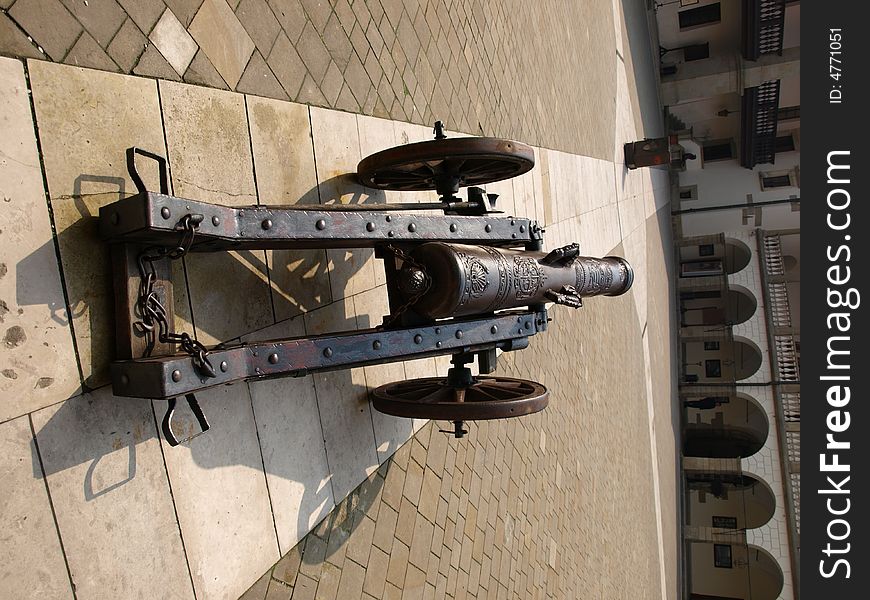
[372,376,549,421]
[357,137,535,195]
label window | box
[704,341,720,351]
[679,3,721,29]
[775,135,795,153]
[683,43,710,62]
[698,244,715,257]
[759,167,799,190]
[712,516,738,529]
[702,140,734,162]
[764,175,791,187]
[714,544,733,568]
[679,185,698,201]
[680,290,722,300]
[705,359,722,378]
[778,105,800,121]
[681,260,724,277]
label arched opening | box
[732,338,763,380]
[678,238,752,278]
[683,393,769,458]
[723,238,752,274]
[682,338,763,383]
[680,286,757,327]
[689,542,784,600]
[686,472,776,529]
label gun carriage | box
[100,123,632,445]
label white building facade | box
[655,1,801,599]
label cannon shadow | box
[27,172,418,559]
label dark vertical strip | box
[21,59,87,390]
[28,415,79,599]
[246,383,283,554]
[149,401,199,600]
[243,95,278,324]
[803,0,867,596]
[155,80,199,342]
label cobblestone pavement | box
[1,0,617,158]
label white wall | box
[678,152,800,237]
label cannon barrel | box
[398,242,633,319]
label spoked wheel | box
[372,375,549,421]
[357,137,535,197]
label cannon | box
[99,123,633,444]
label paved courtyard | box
[1,0,636,158]
[0,1,679,599]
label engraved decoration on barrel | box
[574,257,614,295]
[513,256,546,300]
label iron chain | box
[135,214,216,378]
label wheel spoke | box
[457,159,501,176]
[468,386,503,402]
[394,382,437,393]
[488,379,527,389]
[417,386,451,403]
[475,383,527,400]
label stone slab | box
[246,95,330,321]
[116,0,165,34]
[304,299,379,503]
[133,43,182,80]
[189,0,256,89]
[511,169,537,224]
[149,8,199,76]
[309,107,377,299]
[9,0,81,61]
[183,48,229,89]
[64,31,120,72]
[106,18,147,73]
[32,389,194,600]
[235,0,282,56]
[249,375,335,554]
[0,415,73,599]
[59,0,126,49]
[351,286,414,462]
[0,57,80,420]
[247,96,318,205]
[0,12,44,59]
[159,80,273,345]
[236,50,288,100]
[28,60,167,388]
[160,383,280,600]
[313,365,379,504]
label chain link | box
[135,214,216,378]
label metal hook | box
[161,394,210,446]
[126,147,169,194]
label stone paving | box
[1,0,618,158]
[0,1,679,599]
